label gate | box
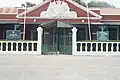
[42,33,72,55]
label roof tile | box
[100,8,120,15]
[0,8,18,14]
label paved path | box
[0,55,120,80]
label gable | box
[67,1,95,17]
[17,0,50,17]
[17,0,102,19]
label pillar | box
[37,27,43,55]
[71,27,77,55]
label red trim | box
[18,18,100,23]
[101,20,120,22]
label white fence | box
[0,27,43,55]
[0,41,39,54]
[1,27,120,55]
[75,42,120,55]
[72,27,120,55]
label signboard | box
[6,30,21,40]
[97,26,109,41]
[97,31,109,41]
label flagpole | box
[86,0,91,40]
[23,0,27,40]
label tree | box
[21,2,36,8]
[73,0,115,8]
[21,0,115,8]
[88,0,115,8]
[73,0,86,6]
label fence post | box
[37,27,43,55]
[72,27,77,55]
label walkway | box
[0,55,120,80]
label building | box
[0,0,120,54]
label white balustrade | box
[111,43,113,53]
[101,43,103,53]
[32,42,34,51]
[11,42,13,51]
[85,43,87,52]
[0,41,38,54]
[74,42,120,55]
[96,43,99,53]
[0,27,43,55]
[20,43,22,51]
[116,43,119,53]
[106,43,108,52]
[90,43,92,52]
[71,27,120,55]
[80,43,82,52]
[6,42,8,52]
[0,26,120,55]
[16,42,18,51]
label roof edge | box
[16,0,51,18]
[67,0,102,19]
[16,0,102,19]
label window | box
[108,27,117,40]
[31,30,37,40]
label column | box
[37,27,43,55]
[71,27,77,55]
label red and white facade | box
[0,0,120,55]
[0,0,120,40]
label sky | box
[0,0,120,8]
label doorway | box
[42,28,72,55]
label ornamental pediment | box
[40,0,77,19]
[17,0,102,20]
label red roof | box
[0,8,18,14]
[0,1,120,24]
